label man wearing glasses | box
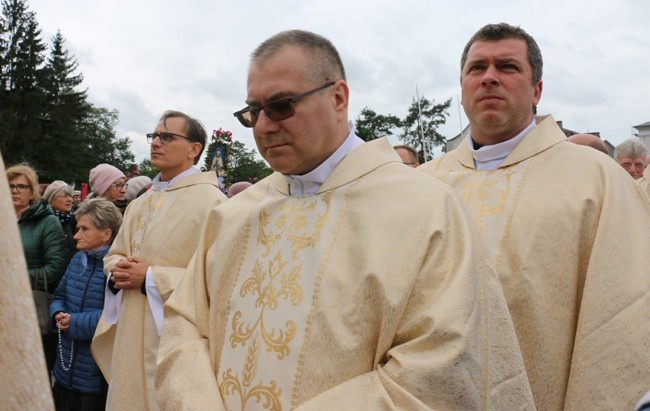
[92,110,227,410]
[156,30,533,409]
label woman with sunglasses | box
[88,163,128,214]
[7,162,68,374]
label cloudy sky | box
[27,0,650,164]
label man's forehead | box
[467,38,528,59]
[156,116,186,131]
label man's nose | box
[254,110,281,133]
[481,65,499,86]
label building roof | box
[634,121,650,128]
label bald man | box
[393,145,420,167]
[226,181,252,198]
[567,134,609,155]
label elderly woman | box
[89,163,128,213]
[7,163,68,372]
[50,198,122,410]
[43,180,77,264]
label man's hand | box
[110,256,149,290]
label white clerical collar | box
[151,167,199,192]
[283,123,364,197]
[468,119,536,171]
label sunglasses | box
[233,81,334,128]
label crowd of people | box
[3,23,650,411]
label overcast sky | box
[27,0,650,165]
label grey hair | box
[251,30,346,85]
[614,138,648,161]
[75,197,123,243]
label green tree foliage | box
[226,140,272,185]
[0,0,47,163]
[354,107,401,142]
[400,96,451,162]
[137,158,158,179]
[79,106,134,175]
[0,0,133,185]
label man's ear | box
[332,80,349,121]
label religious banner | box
[204,128,233,193]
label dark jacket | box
[50,246,108,394]
[18,201,67,291]
[57,212,78,266]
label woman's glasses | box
[109,183,128,191]
[9,184,30,192]
[233,82,334,128]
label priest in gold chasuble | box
[421,23,650,410]
[155,30,534,410]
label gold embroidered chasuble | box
[420,115,650,410]
[156,138,534,410]
[91,171,226,411]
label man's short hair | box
[460,23,543,85]
[614,138,648,161]
[159,110,207,165]
[251,30,346,85]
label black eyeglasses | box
[9,183,31,192]
[146,132,193,144]
[233,81,335,128]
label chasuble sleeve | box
[295,191,533,410]
[156,215,226,411]
[151,266,188,302]
[563,174,650,410]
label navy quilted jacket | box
[50,246,108,393]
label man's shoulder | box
[174,171,220,188]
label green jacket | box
[18,201,67,291]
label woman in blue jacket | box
[50,198,122,411]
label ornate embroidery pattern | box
[221,336,283,411]
[230,252,301,359]
[129,194,163,255]
[458,169,514,234]
[219,193,333,410]
[258,193,333,259]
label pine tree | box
[38,31,90,183]
[0,0,48,163]
[400,96,452,162]
[0,0,134,184]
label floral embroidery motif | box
[258,193,332,259]
[219,193,333,410]
[230,252,301,359]
[221,336,283,411]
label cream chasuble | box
[637,166,650,202]
[92,171,226,411]
[156,138,534,410]
[420,115,650,410]
[0,155,55,411]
